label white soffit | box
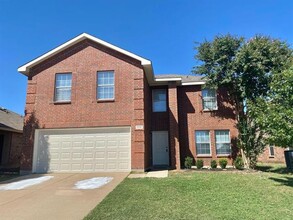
[154,77,182,82]
[181,81,205,85]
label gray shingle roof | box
[155,74,205,83]
[0,108,23,132]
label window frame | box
[215,130,231,156]
[202,88,218,111]
[269,145,275,157]
[195,130,212,156]
[152,89,167,112]
[54,72,72,103]
[97,71,115,101]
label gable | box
[28,39,145,77]
[18,33,153,79]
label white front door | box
[152,131,169,166]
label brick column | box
[21,79,37,174]
[132,71,145,170]
[168,82,181,170]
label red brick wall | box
[168,83,181,169]
[143,75,152,169]
[22,39,147,171]
[258,146,285,163]
[9,132,23,166]
[178,86,238,167]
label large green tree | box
[194,34,292,168]
[252,65,293,148]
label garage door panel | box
[60,152,71,160]
[119,151,130,159]
[71,164,82,171]
[61,142,72,149]
[119,140,130,147]
[72,152,82,159]
[34,127,131,173]
[95,152,105,158]
[107,151,117,159]
[119,162,130,170]
[50,152,60,160]
[83,163,94,171]
[72,142,83,149]
[83,152,94,159]
[107,162,118,170]
[95,140,106,148]
[84,142,95,149]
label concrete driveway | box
[0,172,128,220]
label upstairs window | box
[97,71,114,100]
[269,145,275,157]
[54,73,72,102]
[195,131,211,155]
[152,89,167,112]
[202,89,217,110]
[215,130,231,155]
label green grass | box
[255,163,292,174]
[85,169,292,220]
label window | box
[269,145,275,157]
[97,71,114,100]
[153,89,167,112]
[215,130,231,155]
[202,89,217,110]
[54,73,72,102]
[195,131,211,155]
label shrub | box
[196,159,204,169]
[210,160,217,169]
[219,159,228,169]
[234,156,244,170]
[184,156,193,169]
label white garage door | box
[33,127,131,173]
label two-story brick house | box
[18,33,237,174]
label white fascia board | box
[181,81,205,86]
[154,78,182,82]
[18,33,151,74]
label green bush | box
[234,156,244,170]
[219,159,228,169]
[196,159,204,169]
[210,160,217,169]
[184,156,194,169]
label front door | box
[152,131,169,166]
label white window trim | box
[54,73,72,102]
[97,71,115,100]
[269,145,275,157]
[202,88,218,111]
[152,89,167,112]
[195,130,212,156]
[215,130,231,156]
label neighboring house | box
[0,107,23,169]
[18,33,238,174]
[258,145,285,163]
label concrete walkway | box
[128,170,168,178]
[0,172,128,220]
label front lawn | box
[85,169,292,220]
